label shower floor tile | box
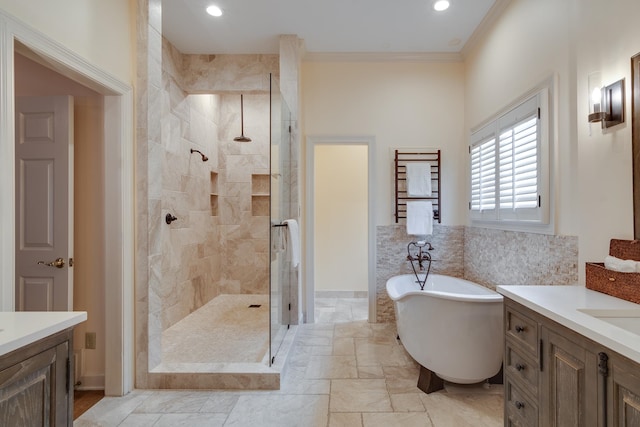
[161,294,269,364]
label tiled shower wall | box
[218,93,271,295]
[376,225,578,323]
[159,39,222,330]
[158,39,275,328]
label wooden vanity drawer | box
[505,306,538,357]
[505,344,538,396]
[505,377,538,427]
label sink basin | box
[578,308,640,335]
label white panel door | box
[15,96,74,311]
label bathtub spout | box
[407,241,433,290]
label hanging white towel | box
[406,163,432,197]
[283,219,301,268]
[406,201,433,236]
[271,225,286,254]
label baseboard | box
[76,374,105,391]
[315,291,368,298]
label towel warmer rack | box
[394,149,441,223]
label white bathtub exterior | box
[386,274,503,384]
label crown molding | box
[303,51,463,63]
[461,0,513,59]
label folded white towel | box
[406,201,433,236]
[284,219,300,268]
[406,163,432,197]
[604,255,638,273]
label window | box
[469,88,551,231]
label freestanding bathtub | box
[386,274,503,385]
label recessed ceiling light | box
[433,0,450,11]
[206,5,223,17]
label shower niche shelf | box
[251,173,269,216]
[210,171,219,216]
[251,173,270,195]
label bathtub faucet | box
[406,241,434,290]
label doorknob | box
[37,257,66,268]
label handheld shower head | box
[190,148,208,162]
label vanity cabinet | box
[539,326,599,426]
[504,298,640,427]
[608,352,640,425]
[0,328,74,426]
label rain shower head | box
[190,148,208,161]
[234,94,252,142]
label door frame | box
[0,11,134,395]
[632,52,640,239]
[305,135,376,323]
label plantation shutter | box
[469,124,496,220]
[496,96,540,221]
[469,90,547,225]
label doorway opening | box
[14,49,107,391]
[305,136,376,323]
[0,26,133,396]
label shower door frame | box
[269,75,293,364]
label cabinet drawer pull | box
[515,363,525,371]
[515,325,526,333]
[514,401,525,410]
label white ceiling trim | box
[461,0,513,59]
[303,51,463,63]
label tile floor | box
[75,298,503,426]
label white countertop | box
[0,311,87,357]
[497,285,640,363]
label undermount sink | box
[578,308,640,335]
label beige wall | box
[464,0,576,236]
[73,96,106,388]
[464,0,640,283]
[302,61,466,227]
[314,144,368,292]
[575,0,640,281]
[0,0,134,84]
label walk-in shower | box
[152,72,296,387]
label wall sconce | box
[588,72,625,129]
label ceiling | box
[161,0,505,56]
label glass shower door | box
[269,75,293,365]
